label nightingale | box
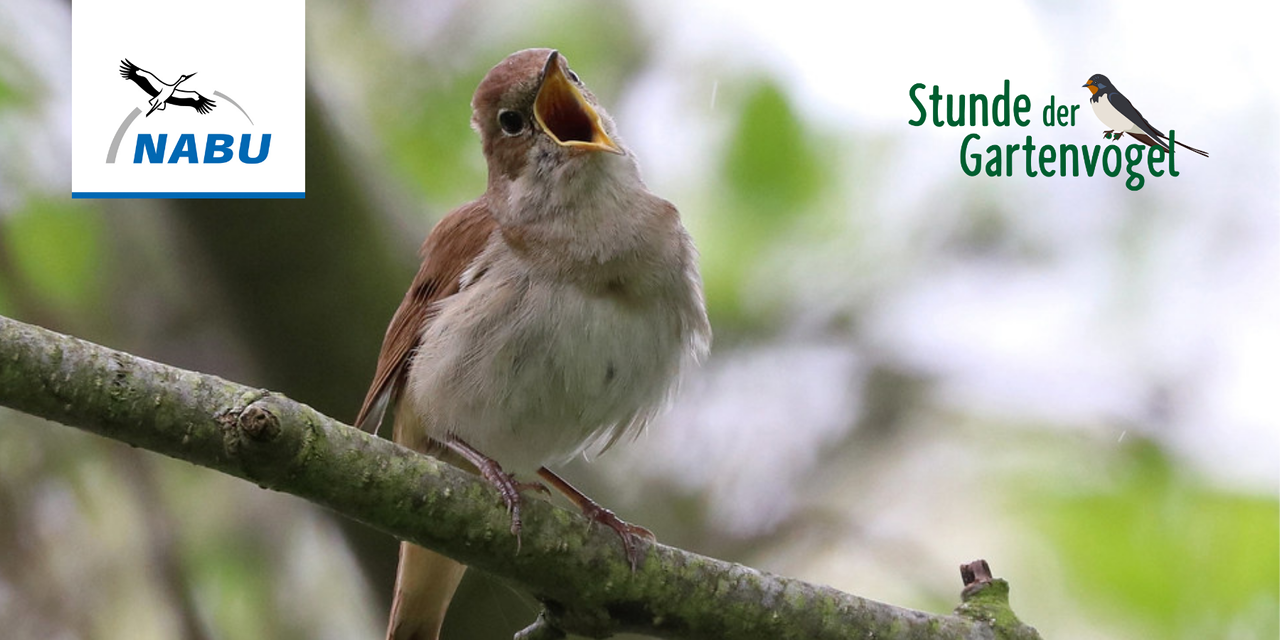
[355,48,711,640]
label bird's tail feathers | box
[386,542,467,640]
[1153,132,1209,157]
[1128,133,1171,154]
[1173,140,1209,157]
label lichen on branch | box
[0,314,1039,640]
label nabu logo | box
[120,59,215,116]
[108,59,270,165]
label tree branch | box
[0,314,1040,640]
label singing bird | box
[119,59,216,116]
[356,49,710,640]
[1082,74,1207,157]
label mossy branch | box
[0,314,1040,640]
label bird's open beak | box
[534,51,622,155]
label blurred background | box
[1,0,1276,638]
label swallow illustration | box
[119,59,216,116]
[1083,74,1207,157]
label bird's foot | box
[1113,132,1124,141]
[444,438,544,551]
[579,502,655,571]
[537,467,654,571]
[477,465,527,538]
[1103,130,1114,139]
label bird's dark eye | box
[498,109,525,135]
[567,69,580,84]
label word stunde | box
[908,81,1184,191]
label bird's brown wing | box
[355,199,498,435]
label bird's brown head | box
[1082,74,1111,95]
[471,48,623,184]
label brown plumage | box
[355,201,498,435]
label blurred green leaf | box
[193,540,279,640]
[384,71,486,206]
[1031,440,1278,639]
[724,81,823,212]
[1,199,104,312]
[0,74,14,107]
[701,78,830,328]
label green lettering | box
[994,80,1010,126]
[1102,145,1122,177]
[1147,145,1166,177]
[931,85,944,127]
[1040,144,1057,177]
[908,83,927,126]
[1082,145,1102,176]
[970,94,988,126]
[1024,135,1037,177]
[985,144,1002,176]
[1059,144,1078,176]
[960,134,982,176]
[1014,94,1031,126]
[1124,144,1145,191]
[947,94,966,127]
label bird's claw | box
[445,439,551,552]
[579,502,654,571]
[473,465,535,547]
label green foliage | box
[1031,440,1279,639]
[1,199,104,313]
[701,78,829,328]
[194,541,279,639]
[724,82,823,212]
[0,72,14,107]
[384,70,487,206]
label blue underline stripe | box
[72,192,306,199]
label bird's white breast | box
[1091,94,1138,133]
[403,248,696,474]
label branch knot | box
[217,390,276,455]
[239,403,281,442]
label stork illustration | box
[119,59,216,116]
